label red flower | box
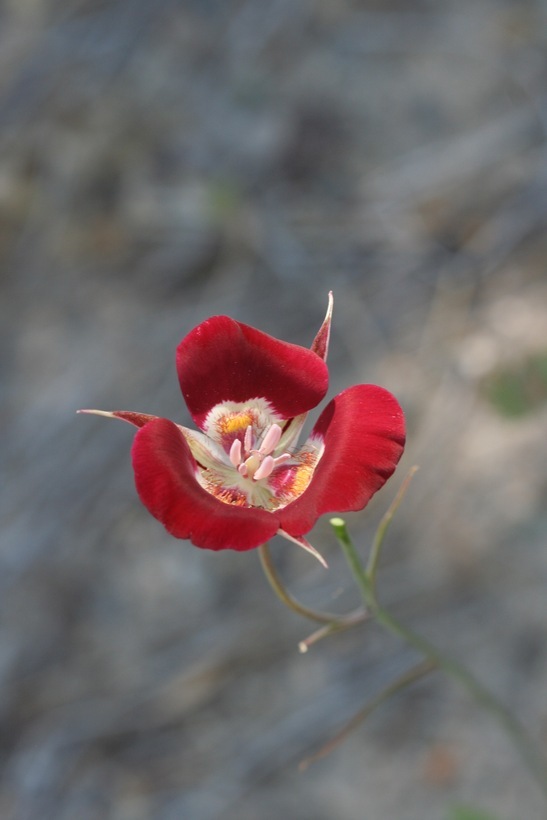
[79,294,405,564]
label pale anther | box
[229,421,290,483]
[229,438,242,467]
[253,455,275,481]
[244,425,253,453]
[259,423,282,456]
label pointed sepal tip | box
[277,529,328,568]
[310,292,334,362]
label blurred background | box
[2,1,547,818]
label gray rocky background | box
[2,1,547,818]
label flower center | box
[228,423,291,482]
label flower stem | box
[258,543,340,624]
[332,518,547,802]
[258,543,368,632]
[330,517,372,601]
[298,607,370,653]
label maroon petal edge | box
[310,291,333,362]
[176,316,329,429]
[279,385,406,536]
[111,410,158,428]
[77,409,158,428]
[132,417,280,551]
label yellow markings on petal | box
[197,466,250,507]
[198,401,324,512]
[281,453,317,500]
[269,440,324,507]
[217,410,256,438]
[206,484,249,507]
[203,398,280,448]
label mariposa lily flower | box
[79,294,405,565]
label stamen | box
[229,438,242,467]
[228,419,292,486]
[272,453,291,467]
[258,423,282,456]
[253,455,275,481]
[244,425,253,453]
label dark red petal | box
[279,385,406,536]
[132,417,280,551]
[176,316,329,429]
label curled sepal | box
[310,291,333,362]
[77,409,158,428]
[277,528,328,568]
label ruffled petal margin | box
[279,385,406,537]
[132,417,280,551]
[176,316,329,429]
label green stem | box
[366,466,419,593]
[299,658,436,770]
[259,544,369,649]
[330,517,372,601]
[334,521,547,802]
[375,604,547,800]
